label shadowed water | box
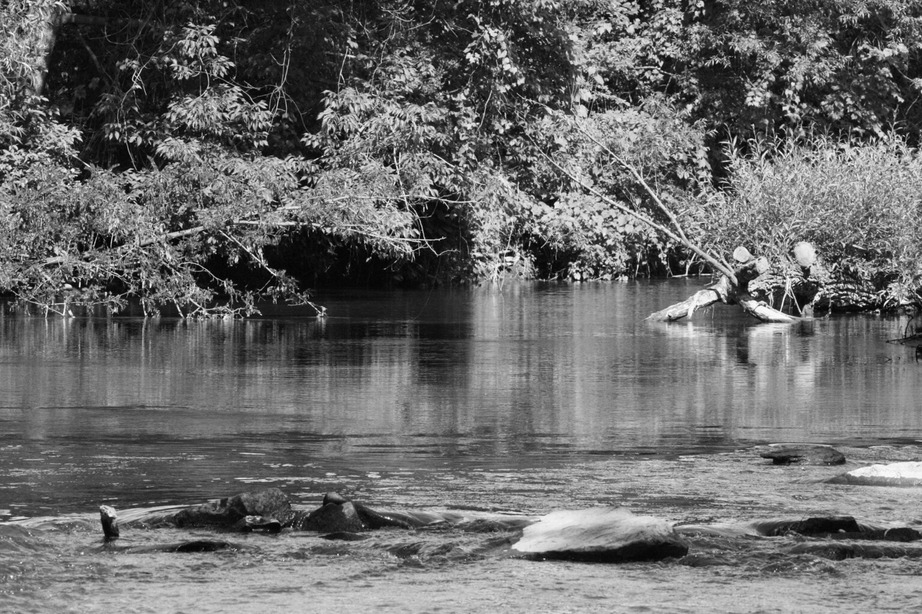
[1,280,922,613]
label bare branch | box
[40,226,206,267]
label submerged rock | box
[828,461,922,486]
[750,517,921,541]
[680,516,922,547]
[99,505,237,553]
[511,507,688,563]
[788,541,922,561]
[167,540,234,553]
[320,531,370,541]
[676,553,732,567]
[760,445,845,466]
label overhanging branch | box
[529,109,737,283]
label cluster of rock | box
[129,490,441,534]
[97,443,922,564]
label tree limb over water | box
[535,110,805,323]
[531,108,738,285]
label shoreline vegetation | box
[2,1,921,317]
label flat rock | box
[760,445,845,466]
[753,516,862,536]
[828,461,922,486]
[511,507,688,563]
[682,517,921,542]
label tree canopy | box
[2,0,921,315]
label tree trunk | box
[25,1,68,97]
[647,246,805,323]
[15,2,145,97]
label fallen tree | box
[533,109,815,323]
[694,135,922,316]
[645,244,820,323]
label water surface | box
[2,280,921,613]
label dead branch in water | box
[535,110,806,323]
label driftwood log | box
[647,244,820,323]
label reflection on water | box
[0,280,920,514]
[1,281,918,442]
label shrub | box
[695,134,922,308]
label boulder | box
[291,497,366,532]
[828,461,922,486]
[290,492,449,532]
[754,516,862,537]
[171,488,293,529]
[760,445,845,466]
[511,507,688,563]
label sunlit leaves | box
[6,0,922,302]
[696,134,922,307]
[0,149,340,316]
[518,102,709,279]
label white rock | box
[831,461,922,486]
[512,507,687,562]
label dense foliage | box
[2,0,922,314]
[697,135,922,309]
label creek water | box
[2,279,922,613]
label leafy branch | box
[528,107,737,283]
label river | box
[2,280,922,613]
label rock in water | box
[511,507,687,563]
[289,492,446,532]
[787,542,922,561]
[760,445,845,466]
[828,462,922,486]
[100,505,120,540]
[754,516,862,536]
[169,540,234,553]
[292,500,366,532]
[171,488,293,529]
